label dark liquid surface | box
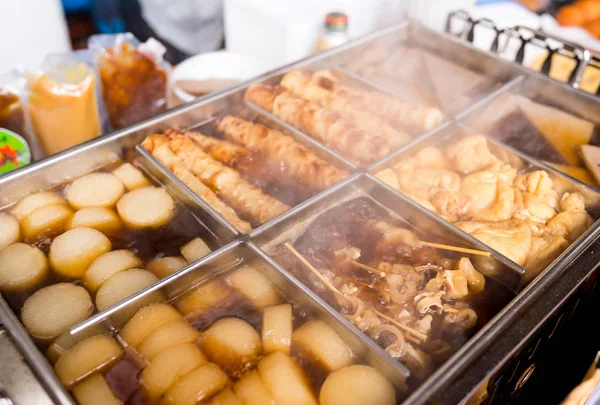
[104,269,347,404]
[270,197,515,385]
[1,164,218,349]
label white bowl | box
[172,51,273,103]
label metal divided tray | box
[2,20,600,405]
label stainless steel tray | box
[2,20,600,405]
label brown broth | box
[1,162,217,349]
[270,197,515,384]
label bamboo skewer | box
[420,241,491,257]
[351,260,386,277]
[369,306,428,341]
[284,243,342,297]
[285,243,428,342]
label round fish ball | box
[66,173,125,209]
[21,283,93,340]
[319,365,396,405]
[0,213,20,250]
[117,187,175,229]
[95,269,160,312]
[0,243,48,291]
[67,207,122,235]
[49,228,112,278]
[11,192,67,221]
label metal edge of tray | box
[60,240,410,397]
[248,173,522,389]
[0,22,412,207]
[0,297,75,405]
[243,241,411,393]
[251,171,522,286]
[367,120,600,264]
[364,120,600,403]
[408,19,600,112]
[436,238,600,404]
[135,144,241,240]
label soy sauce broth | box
[0,160,219,347]
[268,197,515,386]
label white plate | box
[172,51,272,103]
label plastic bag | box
[0,73,42,173]
[25,53,101,155]
[89,33,171,130]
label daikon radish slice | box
[22,204,73,241]
[262,304,292,354]
[0,243,48,291]
[54,334,123,388]
[233,370,276,405]
[72,373,123,405]
[175,280,232,316]
[21,283,92,340]
[207,387,242,405]
[0,213,20,249]
[141,342,208,399]
[120,303,183,348]
[319,365,396,405]
[147,256,187,279]
[180,238,211,263]
[226,266,279,309]
[257,352,317,405]
[116,187,174,229]
[83,250,143,293]
[66,173,125,209]
[162,363,229,405]
[95,269,160,312]
[137,319,200,361]
[200,317,261,377]
[49,227,111,278]
[112,163,150,190]
[292,320,353,372]
[11,192,66,221]
[67,207,122,235]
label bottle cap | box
[325,12,348,31]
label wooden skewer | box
[284,243,342,297]
[369,306,428,341]
[405,334,422,344]
[420,241,491,257]
[351,260,385,277]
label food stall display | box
[1,21,600,405]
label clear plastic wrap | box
[26,53,101,156]
[89,33,171,130]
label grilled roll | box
[312,69,443,132]
[217,115,348,190]
[281,69,411,147]
[167,133,290,224]
[141,135,252,233]
[244,84,389,165]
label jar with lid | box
[315,12,350,52]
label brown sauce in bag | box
[98,42,168,129]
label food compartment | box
[137,91,353,233]
[48,242,407,405]
[0,159,233,351]
[253,175,517,391]
[243,66,447,167]
[459,75,600,189]
[372,123,600,284]
[339,24,518,119]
